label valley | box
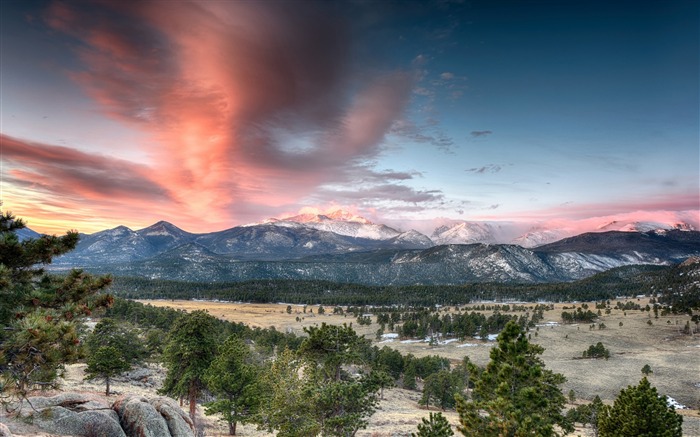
[136,297,700,436]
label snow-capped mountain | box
[431,219,696,248]
[431,222,500,245]
[60,230,700,285]
[512,229,572,248]
[598,220,696,233]
[263,210,406,241]
[39,210,700,285]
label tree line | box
[106,262,681,305]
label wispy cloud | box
[466,164,502,174]
[470,130,493,138]
[2,134,168,200]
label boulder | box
[20,393,124,437]
[114,395,194,437]
[149,397,195,436]
[16,392,194,437]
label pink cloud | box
[41,0,421,225]
[1,134,191,233]
[1,134,168,201]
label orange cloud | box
[40,0,421,227]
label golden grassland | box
[137,297,700,436]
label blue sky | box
[1,0,698,234]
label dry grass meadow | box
[136,297,700,436]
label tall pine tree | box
[160,310,218,427]
[456,321,571,437]
[203,336,261,435]
[0,211,112,398]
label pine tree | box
[598,377,682,437]
[84,346,130,396]
[257,324,379,437]
[412,412,454,437]
[0,211,113,398]
[421,369,462,410]
[83,318,145,395]
[299,323,378,437]
[159,310,218,426]
[203,336,261,435]
[456,321,571,437]
[255,349,319,437]
[84,318,146,364]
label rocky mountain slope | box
[32,211,700,285]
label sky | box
[1,0,698,235]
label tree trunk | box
[228,420,237,435]
[105,376,110,396]
[188,384,197,427]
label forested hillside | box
[106,263,693,307]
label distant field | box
[138,298,700,436]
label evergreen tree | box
[84,346,129,395]
[641,363,653,376]
[203,336,261,435]
[0,211,112,398]
[366,368,394,400]
[258,324,378,437]
[421,369,462,410]
[402,359,417,390]
[83,318,145,395]
[566,395,604,437]
[160,310,218,426]
[299,323,378,437]
[598,377,682,437]
[456,321,571,437]
[84,318,146,364]
[255,349,319,437]
[412,412,454,437]
[298,323,365,381]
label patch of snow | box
[537,321,560,327]
[381,333,399,339]
[474,334,499,341]
[457,343,494,348]
[666,397,687,410]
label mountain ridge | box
[20,210,698,285]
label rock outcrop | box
[16,393,193,437]
[19,393,124,437]
[114,395,194,437]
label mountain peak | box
[278,209,373,225]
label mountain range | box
[30,211,699,285]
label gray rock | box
[18,392,194,437]
[149,397,195,436]
[21,393,124,437]
[0,423,12,437]
[113,396,173,437]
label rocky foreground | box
[1,392,194,437]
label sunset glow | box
[1,1,698,235]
